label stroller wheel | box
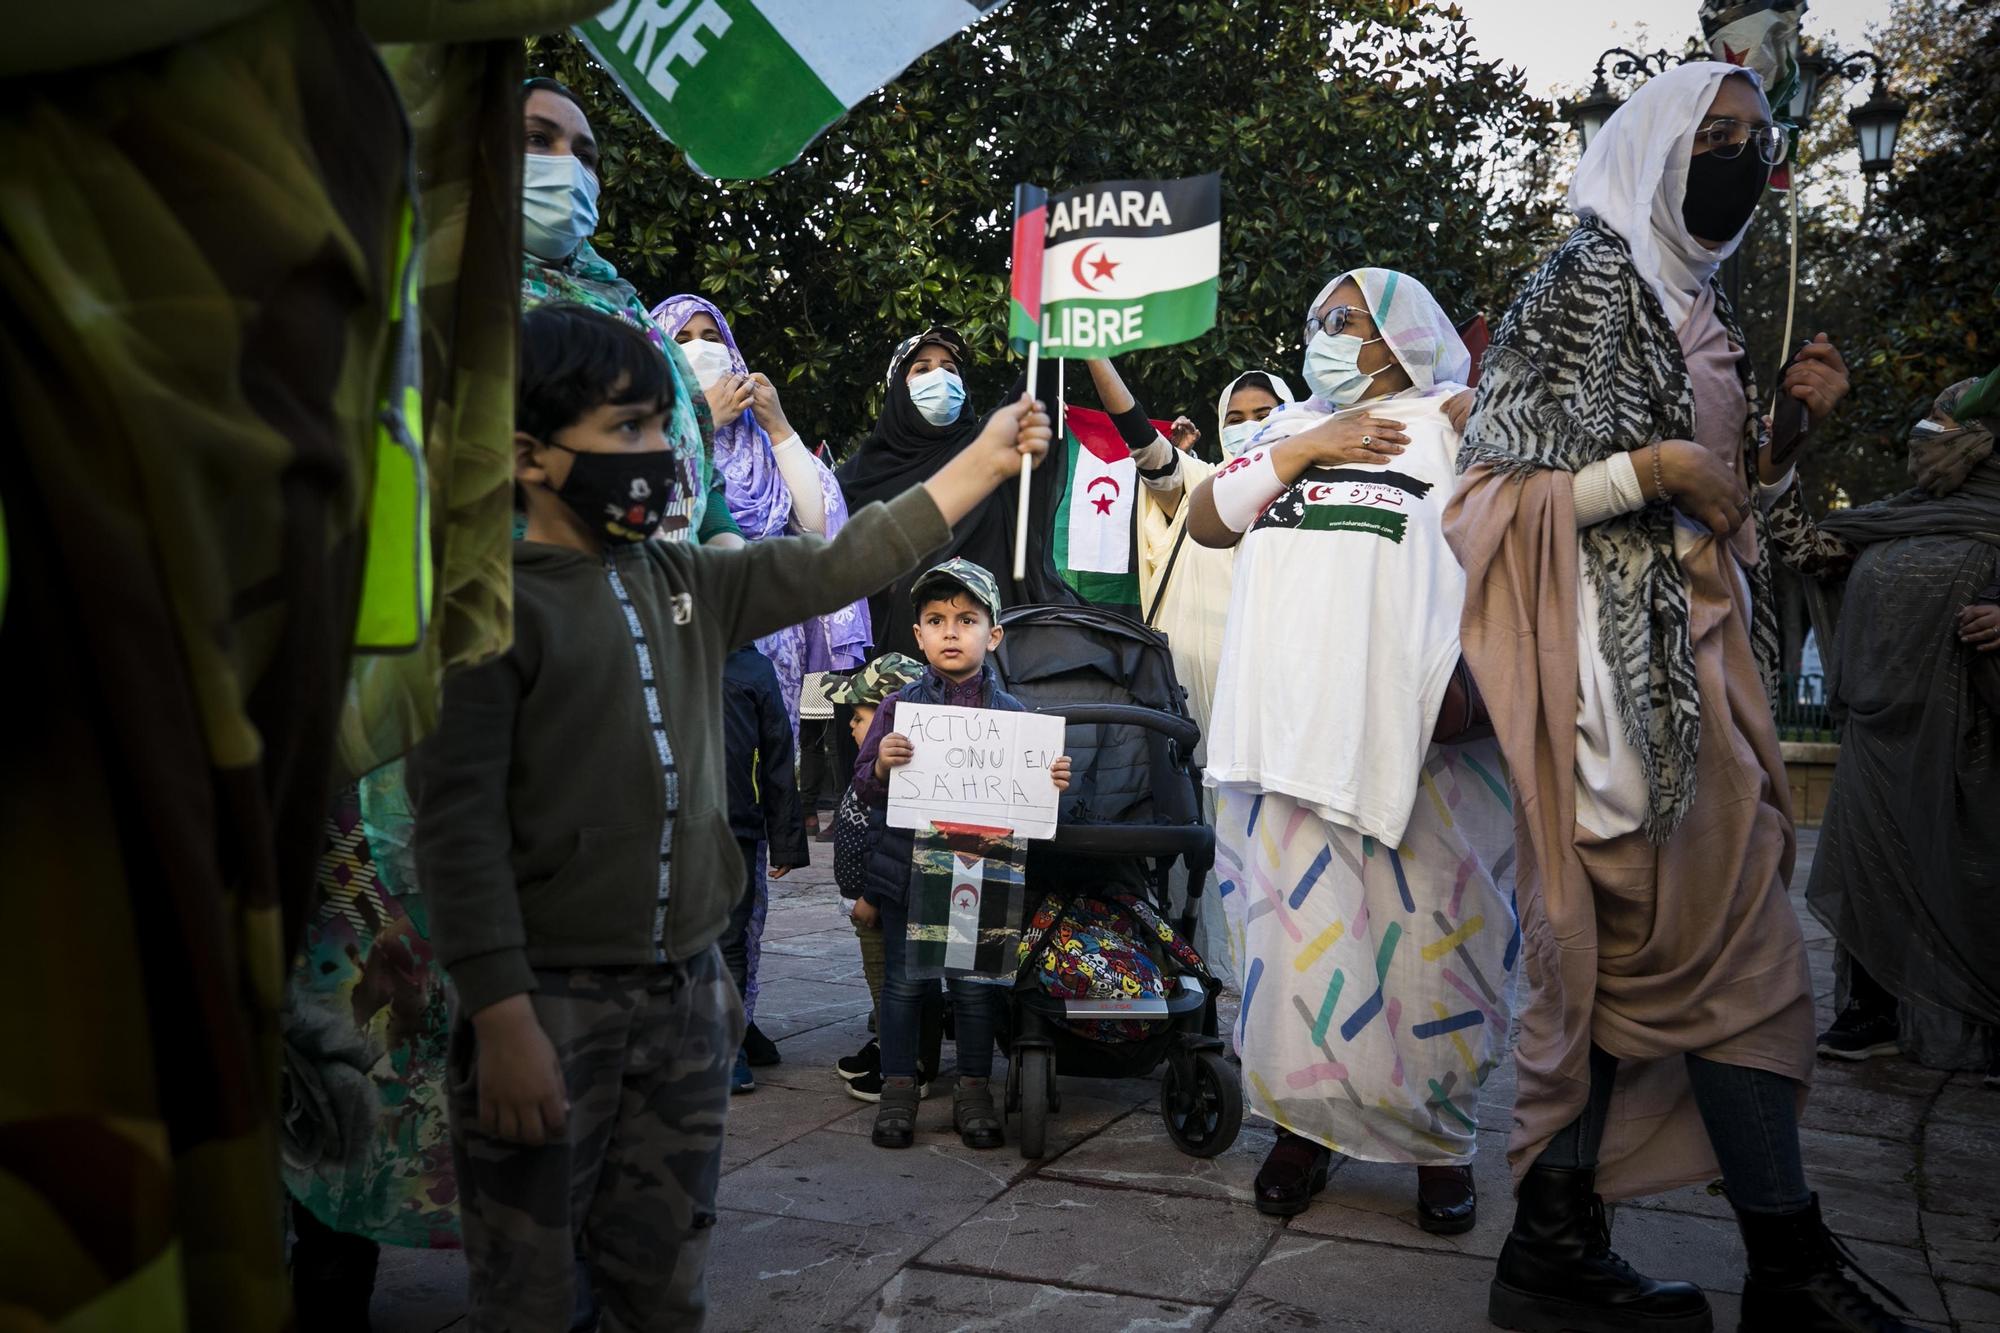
[1161,1050,1242,1158]
[1016,1047,1053,1160]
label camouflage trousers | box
[447,947,744,1332]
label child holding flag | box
[850,560,1073,1150]
[413,306,1050,1329]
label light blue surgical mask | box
[1220,420,1261,457]
[1302,330,1384,406]
[521,152,601,262]
[907,367,966,426]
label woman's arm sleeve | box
[1571,453,1647,527]
[770,433,829,534]
[1760,479,1859,580]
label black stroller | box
[993,603,1242,1160]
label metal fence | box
[1776,672,1837,743]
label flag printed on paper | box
[906,823,1027,980]
[1052,404,1168,614]
[576,0,1012,180]
[1028,173,1221,357]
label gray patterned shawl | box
[1461,220,1781,840]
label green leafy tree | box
[528,0,1558,452]
[1731,0,1995,511]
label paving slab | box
[720,1079,864,1171]
[720,1127,1024,1233]
[918,1177,1274,1305]
[743,975,874,1041]
[702,1211,929,1333]
[1286,1141,1515,1259]
[371,1248,466,1333]
[1209,1235,1494,1332]
[835,1268,1211,1332]
[1038,1104,1278,1205]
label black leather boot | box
[1489,1164,1713,1333]
[1253,1130,1333,1217]
[1735,1196,1917,1332]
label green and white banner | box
[576,0,1011,180]
[1028,174,1221,358]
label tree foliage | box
[1730,0,1997,509]
[528,1,1559,452]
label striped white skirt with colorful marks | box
[1216,740,1519,1164]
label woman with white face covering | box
[518,78,739,546]
[1445,64,1908,1333]
[836,327,1076,659]
[1183,269,1519,1241]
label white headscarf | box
[1568,60,1768,329]
[1214,370,1296,455]
[1303,266,1472,396]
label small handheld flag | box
[1009,184,1048,356]
[1033,173,1222,358]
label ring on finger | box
[1362,435,1373,445]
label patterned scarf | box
[1909,377,1996,497]
[1461,220,1781,839]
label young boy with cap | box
[849,559,1071,1150]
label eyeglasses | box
[1303,304,1381,341]
[1693,118,1788,166]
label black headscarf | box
[836,325,1076,658]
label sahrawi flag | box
[576,0,1011,179]
[1009,174,1222,357]
[906,823,1027,980]
[1053,404,1173,614]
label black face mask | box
[1681,146,1770,245]
[541,442,677,544]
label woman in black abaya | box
[837,325,1075,659]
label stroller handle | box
[1029,702,1202,754]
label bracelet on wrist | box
[1650,443,1667,501]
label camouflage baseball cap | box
[910,557,1002,621]
[824,652,927,707]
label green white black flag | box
[576,0,1010,180]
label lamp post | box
[1564,46,1688,150]
[1786,46,1909,205]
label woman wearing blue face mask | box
[837,327,1076,659]
[1186,268,1517,1240]
[518,77,739,547]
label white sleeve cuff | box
[1755,465,1797,507]
[770,432,828,534]
[1571,452,1648,527]
[1211,448,1286,533]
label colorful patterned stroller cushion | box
[1017,892,1206,1042]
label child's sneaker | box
[731,1049,756,1094]
[837,1038,880,1082]
[743,1022,782,1068]
[845,1068,884,1103]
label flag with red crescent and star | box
[1003,173,1221,359]
[1052,403,1170,615]
[1700,0,1808,186]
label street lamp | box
[1787,46,1909,179]
[1564,46,1687,151]
[1847,74,1908,177]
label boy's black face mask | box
[1681,146,1770,246]
[542,442,677,544]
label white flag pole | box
[1012,340,1040,581]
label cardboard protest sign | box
[886,704,1065,840]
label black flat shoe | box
[1254,1131,1333,1218]
[1417,1163,1477,1235]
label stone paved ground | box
[376,828,1999,1331]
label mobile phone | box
[1768,341,1813,470]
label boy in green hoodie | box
[412,303,1050,1331]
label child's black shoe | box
[872,1081,920,1148]
[837,1038,880,1081]
[743,1022,781,1067]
